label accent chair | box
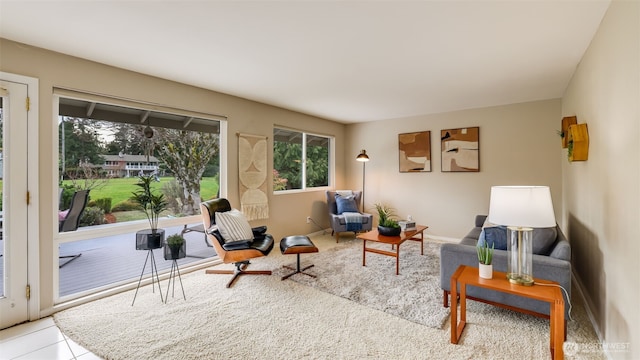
[200,198,274,288]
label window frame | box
[52,91,228,302]
[272,127,334,194]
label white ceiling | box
[0,1,610,124]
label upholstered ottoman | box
[279,235,319,280]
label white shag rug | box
[271,237,449,329]
[54,233,605,360]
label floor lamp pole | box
[361,161,366,212]
[356,149,370,212]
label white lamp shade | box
[488,186,556,228]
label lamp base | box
[507,273,534,286]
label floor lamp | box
[356,150,370,212]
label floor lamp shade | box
[488,186,556,286]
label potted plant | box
[131,175,169,249]
[164,234,186,260]
[477,241,494,279]
[374,203,401,236]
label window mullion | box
[301,133,307,190]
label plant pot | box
[136,229,165,250]
[164,242,186,260]
[479,263,493,279]
[378,225,401,237]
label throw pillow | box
[478,226,508,250]
[215,209,254,243]
[335,194,359,214]
[477,219,508,250]
[58,209,69,221]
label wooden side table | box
[450,265,565,360]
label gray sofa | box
[440,215,572,317]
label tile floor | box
[0,317,100,360]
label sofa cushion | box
[215,209,254,243]
[335,194,359,214]
[532,227,558,255]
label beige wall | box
[561,1,639,358]
[0,38,345,311]
[345,99,563,239]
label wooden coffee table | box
[450,265,565,359]
[356,225,428,275]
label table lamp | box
[488,186,556,286]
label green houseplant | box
[131,175,169,249]
[477,241,494,279]
[165,233,186,260]
[374,203,401,236]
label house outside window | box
[273,127,332,192]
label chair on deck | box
[58,190,89,267]
[326,190,373,242]
[200,198,274,288]
[180,223,213,258]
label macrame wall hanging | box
[238,133,269,220]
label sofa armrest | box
[549,239,571,261]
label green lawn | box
[0,177,218,223]
[60,176,219,206]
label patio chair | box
[59,190,89,267]
[200,198,274,288]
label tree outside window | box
[273,128,331,191]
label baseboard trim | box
[426,234,460,243]
[572,270,611,360]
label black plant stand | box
[164,243,186,303]
[132,229,166,306]
[165,259,186,303]
[132,249,164,305]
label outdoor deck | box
[0,224,217,298]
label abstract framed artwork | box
[398,131,431,172]
[440,127,479,172]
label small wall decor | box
[398,131,431,172]
[567,123,589,162]
[560,116,577,148]
[441,127,479,172]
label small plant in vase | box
[374,203,401,236]
[165,234,186,260]
[131,175,169,249]
[477,241,494,279]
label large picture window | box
[57,96,222,227]
[54,90,226,301]
[273,128,332,191]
